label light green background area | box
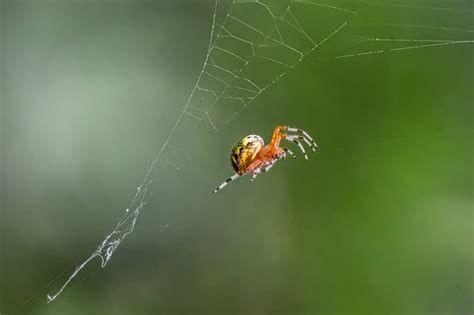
[1,1,473,314]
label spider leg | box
[262,158,280,172]
[251,160,275,181]
[300,135,318,152]
[283,148,296,159]
[287,135,316,153]
[250,157,281,182]
[285,136,308,160]
[213,173,241,193]
[250,169,260,182]
[270,126,287,147]
[286,127,319,152]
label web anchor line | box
[45,0,221,303]
[334,39,474,60]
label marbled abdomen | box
[230,135,264,174]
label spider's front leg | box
[270,125,288,147]
[273,126,319,160]
[286,127,319,152]
[285,136,309,160]
[283,148,296,159]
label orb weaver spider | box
[213,126,318,193]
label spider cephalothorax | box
[213,126,318,193]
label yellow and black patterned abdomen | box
[230,135,264,174]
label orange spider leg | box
[270,125,289,147]
[246,157,265,174]
[271,125,312,160]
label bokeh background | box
[1,0,473,314]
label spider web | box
[41,0,473,303]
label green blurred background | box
[1,0,473,314]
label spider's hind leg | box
[213,173,241,193]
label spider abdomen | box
[230,135,264,174]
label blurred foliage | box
[1,0,472,314]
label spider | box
[213,126,318,193]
